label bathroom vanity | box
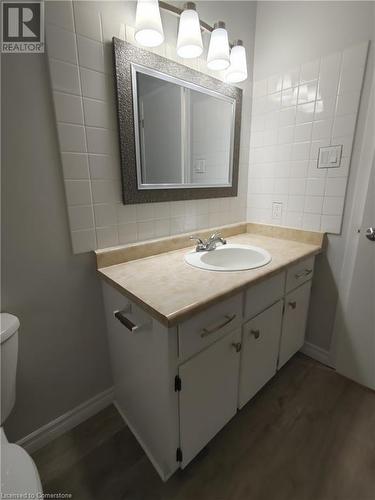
[96,224,324,481]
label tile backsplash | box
[45,1,250,253]
[247,42,368,233]
[47,2,366,253]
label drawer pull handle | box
[295,268,313,279]
[232,342,242,353]
[288,301,297,309]
[201,314,236,338]
[250,329,260,339]
[114,310,140,333]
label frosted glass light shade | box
[177,8,203,59]
[225,42,248,83]
[135,0,164,48]
[207,22,230,71]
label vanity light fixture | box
[225,40,248,83]
[177,2,203,59]
[134,1,247,81]
[135,0,164,48]
[207,21,230,71]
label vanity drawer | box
[286,256,315,293]
[178,293,242,361]
[244,272,285,321]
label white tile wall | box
[61,152,89,179]
[49,59,81,95]
[46,1,249,253]
[53,92,84,125]
[248,42,368,234]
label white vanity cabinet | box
[101,255,315,481]
[278,256,315,368]
[278,281,312,369]
[179,328,241,468]
[178,293,243,362]
[239,301,283,409]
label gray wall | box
[1,52,112,441]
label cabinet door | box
[278,281,312,369]
[239,301,283,409]
[179,328,241,468]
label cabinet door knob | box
[288,301,297,309]
[231,342,242,353]
[250,329,260,339]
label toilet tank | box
[0,314,19,424]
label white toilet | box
[1,313,43,496]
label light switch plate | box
[317,145,343,168]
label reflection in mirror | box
[132,65,235,189]
[113,38,242,203]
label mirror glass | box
[132,64,235,190]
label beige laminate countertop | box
[98,231,323,327]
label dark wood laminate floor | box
[32,354,375,500]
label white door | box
[179,329,241,468]
[279,281,312,368]
[239,301,283,409]
[334,160,375,388]
[333,74,375,390]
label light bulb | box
[135,0,164,48]
[207,21,230,71]
[177,3,203,59]
[225,40,248,83]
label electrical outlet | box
[272,202,283,219]
[194,159,206,174]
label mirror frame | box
[113,37,242,205]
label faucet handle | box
[190,235,204,245]
[190,235,207,252]
[208,232,221,241]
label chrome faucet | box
[190,232,227,252]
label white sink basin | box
[184,243,272,272]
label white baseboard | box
[301,341,333,367]
[17,387,114,453]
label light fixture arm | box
[159,2,237,47]
[158,1,214,33]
